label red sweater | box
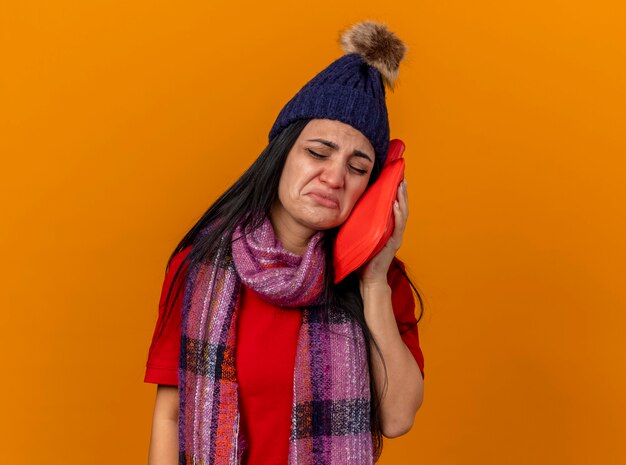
[145,246,424,464]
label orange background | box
[1,1,625,464]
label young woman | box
[145,21,425,465]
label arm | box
[148,385,179,465]
[361,281,424,438]
[357,178,423,438]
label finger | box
[397,181,409,218]
[402,179,409,217]
[393,197,406,236]
[391,202,405,250]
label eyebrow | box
[306,138,373,163]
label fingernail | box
[394,200,399,209]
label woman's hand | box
[358,178,409,288]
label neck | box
[269,202,317,256]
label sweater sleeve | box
[144,246,192,386]
[387,257,425,379]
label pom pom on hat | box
[339,20,407,89]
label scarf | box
[178,215,373,464]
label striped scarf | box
[178,216,373,464]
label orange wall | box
[1,1,624,464]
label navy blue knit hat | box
[268,21,407,167]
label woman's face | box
[273,118,375,232]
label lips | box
[307,190,340,209]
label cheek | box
[285,159,316,198]
[278,163,303,207]
[345,180,369,210]
[278,176,293,208]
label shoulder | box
[387,256,417,325]
[161,245,193,296]
[387,256,410,292]
[169,245,192,271]
[165,246,192,278]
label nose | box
[319,160,345,188]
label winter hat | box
[268,20,407,167]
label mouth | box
[307,191,340,209]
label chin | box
[300,219,337,231]
[299,210,346,231]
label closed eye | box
[307,149,368,176]
[307,148,327,159]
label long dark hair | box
[150,118,425,459]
